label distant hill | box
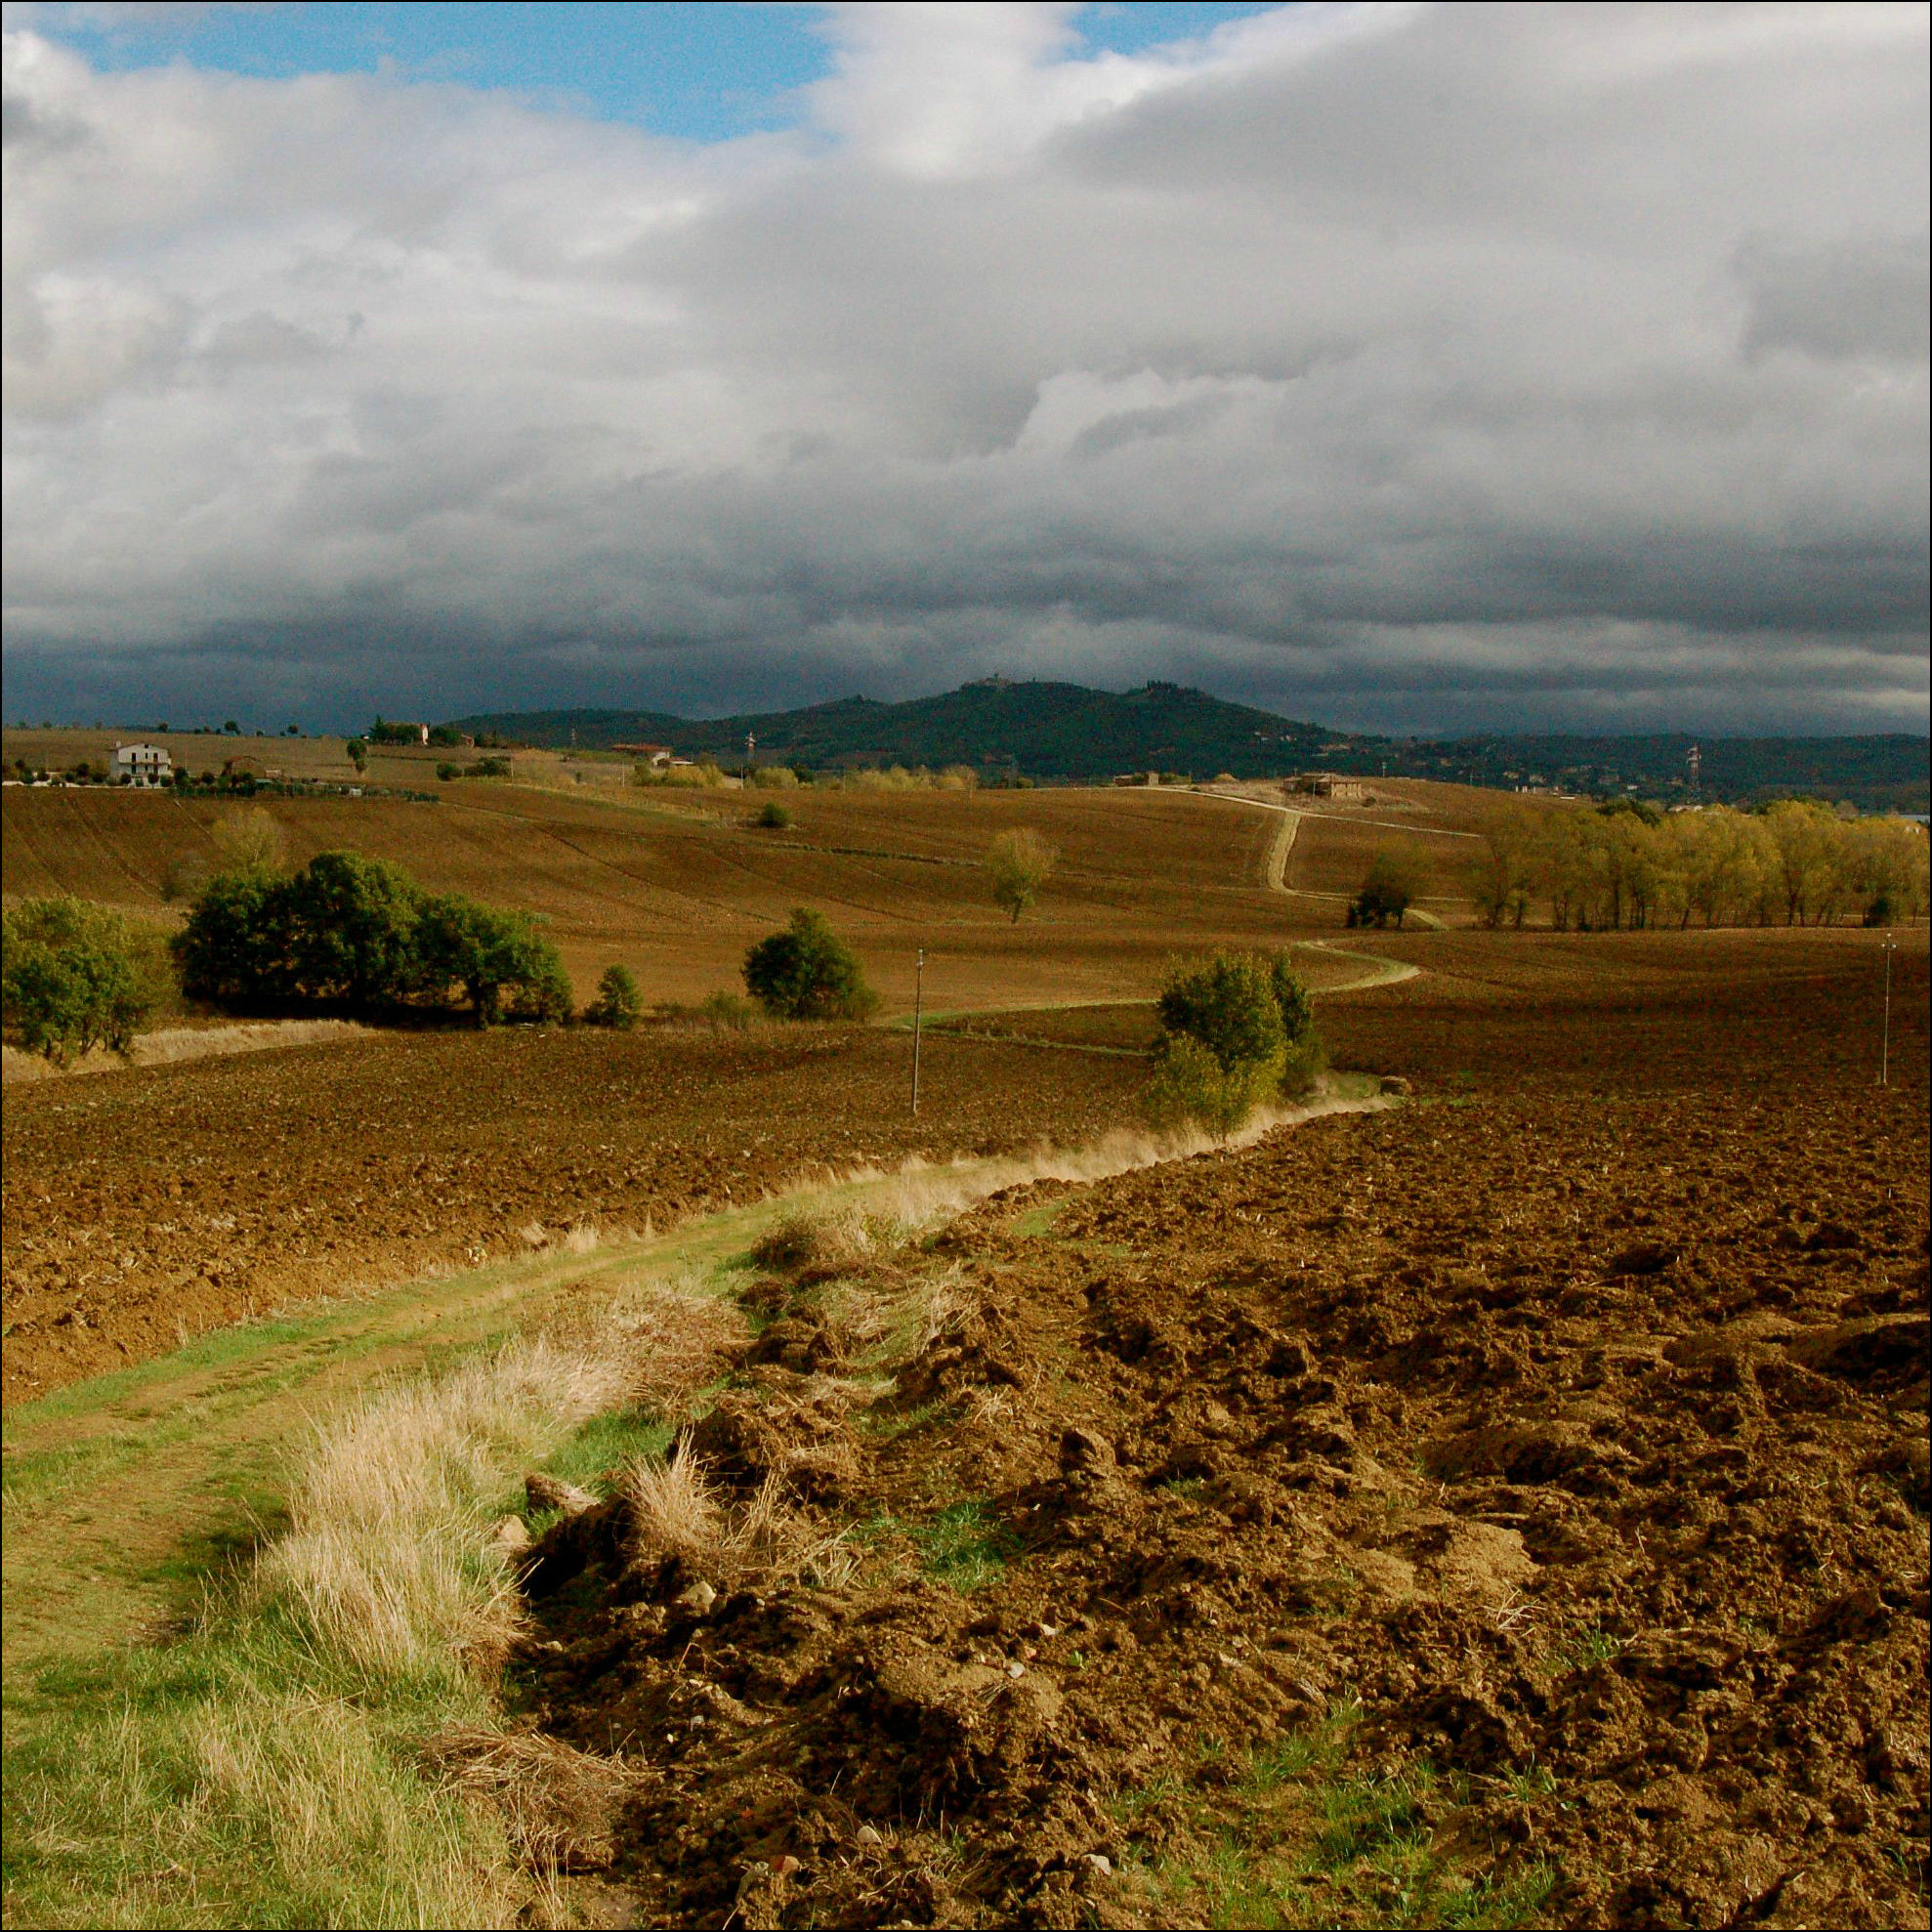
[447,680,1929,811]
[450,679,1338,781]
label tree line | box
[1465,798,1929,931]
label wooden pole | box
[1880,933,1895,1088]
[911,948,925,1116]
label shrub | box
[584,964,644,1029]
[211,805,288,874]
[698,989,759,1029]
[742,908,879,1021]
[750,766,799,790]
[1148,949,1323,1129]
[417,895,571,1026]
[986,827,1058,923]
[756,801,793,829]
[1145,1034,1279,1136]
[2,898,170,1064]
[1155,951,1286,1074]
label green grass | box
[1,1606,516,1930]
[1117,1701,1557,1932]
[855,1497,1023,1592]
[1533,1624,1627,1680]
[523,1407,673,1504]
[910,1499,1023,1590]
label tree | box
[346,738,368,775]
[1147,949,1323,1133]
[3,898,168,1064]
[1351,850,1419,929]
[173,865,298,1006]
[211,805,287,874]
[985,827,1058,923]
[417,895,570,1025]
[1156,951,1285,1074]
[1466,810,1536,929]
[742,908,879,1021]
[284,852,423,1009]
[584,963,645,1029]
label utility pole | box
[1686,742,1701,803]
[744,731,756,781]
[910,947,925,1116]
[1880,931,1896,1088]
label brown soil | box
[0,1026,1142,1406]
[507,938,1929,1929]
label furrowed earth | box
[2,773,1927,1930]
[504,937,1927,1930]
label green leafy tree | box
[1156,951,1286,1075]
[1350,850,1419,929]
[3,899,169,1064]
[346,738,368,774]
[172,866,298,1006]
[584,963,645,1029]
[285,852,423,1009]
[985,827,1058,923]
[742,908,879,1021]
[417,896,569,1025]
[1148,949,1323,1131]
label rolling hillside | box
[447,679,1929,810]
[0,775,1503,1011]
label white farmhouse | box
[114,742,173,788]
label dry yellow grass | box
[256,1337,628,1677]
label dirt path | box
[1211,790,1449,928]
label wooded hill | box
[448,680,1929,811]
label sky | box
[2,2,1927,737]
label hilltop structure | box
[112,742,172,788]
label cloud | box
[2,2,1927,734]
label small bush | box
[755,801,793,829]
[750,766,799,790]
[1350,849,1419,928]
[583,964,644,1029]
[1147,949,1323,1130]
[742,908,879,1022]
[1145,1033,1280,1135]
[698,988,759,1029]
[1155,951,1286,1074]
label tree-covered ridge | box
[448,680,1333,781]
[446,680,1929,810]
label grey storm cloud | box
[2,0,1927,734]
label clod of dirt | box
[1785,1311,1930,1382]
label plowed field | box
[0,1026,1143,1405]
[504,933,1928,1929]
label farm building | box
[113,742,172,788]
[220,755,280,782]
[614,742,676,769]
[1285,772,1366,801]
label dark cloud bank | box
[3,3,1926,735]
